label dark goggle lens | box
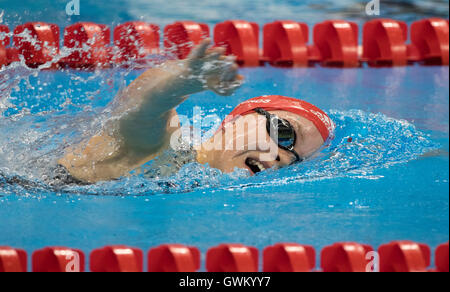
[255,107,302,163]
[272,118,296,148]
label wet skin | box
[58,40,325,183]
[197,111,325,174]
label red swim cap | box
[221,95,335,142]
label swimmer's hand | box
[58,40,243,183]
[185,39,244,96]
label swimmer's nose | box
[277,151,298,167]
[256,151,297,170]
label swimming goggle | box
[254,108,303,163]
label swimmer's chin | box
[226,163,275,177]
[211,162,273,177]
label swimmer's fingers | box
[188,39,211,60]
[204,47,226,62]
[212,71,244,96]
[206,55,237,74]
[206,60,244,96]
[213,79,244,96]
[226,74,245,94]
[222,63,239,82]
[219,54,236,62]
[187,40,242,95]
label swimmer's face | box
[200,110,325,175]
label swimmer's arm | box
[59,40,242,182]
[113,39,242,153]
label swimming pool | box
[0,0,449,271]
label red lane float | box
[206,244,259,272]
[0,25,8,46]
[90,245,143,272]
[321,242,374,272]
[114,21,160,63]
[148,244,201,272]
[263,21,310,67]
[363,19,409,67]
[13,22,60,68]
[410,18,449,65]
[214,20,260,67]
[32,247,85,272]
[435,242,449,272]
[378,241,430,272]
[0,247,27,272]
[0,25,18,66]
[0,25,9,67]
[313,20,359,67]
[61,22,111,68]
[1,19,449,68]
[1,241,449,272]
[263,243,315,272]
[164,21,210,59]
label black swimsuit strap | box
[51,164,90,186]
[0,165,89,191]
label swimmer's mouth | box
[245,157,267,174]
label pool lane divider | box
[0,241,448,272]
[90,245,144,272]
[0,18,448,69]
[32,247,86,272]
[164,21,210,60]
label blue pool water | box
[1,65,448,259]
[0,0,449,269]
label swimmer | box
[56,40,334,184]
